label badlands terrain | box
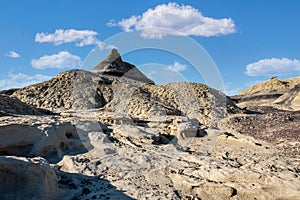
[0,49,299,200]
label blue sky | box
[1,0,300,95]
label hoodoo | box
[92,49,154,84]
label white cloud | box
[108,2,236,39]
[35,29,104,47]
[0,73,51,90]
[31,51,81,70]
[246,58,300,76]
[5,51,21,58]
[165,62,187,72]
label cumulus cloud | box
[246,58,300,76]
[5,51,20,58]
[0,73,51,90]
[31,51,81,70]
[165,62,187,72]
[108,2,236,39]
[35,29,104,47]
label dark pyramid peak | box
[105,48,122,63]
[92,49,154,85]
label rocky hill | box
[231,76,300,111]
[11,70,113,110]
[239,76,298,95]
[10,50,241,128]
[0,50,299,199]
[92,49,154,84]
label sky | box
[0,0,300,95]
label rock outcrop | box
[11,70,113,111]
[0,156,61,200]
[0,116,86,163]
[232,76,300,111]
[274,84,300,110]
[57,125,300,200]
[10,69,240,128]
[239,76,293,95]
[92,49,154,84]
[0,94,41,116]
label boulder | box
[0,116,86,163]
[0,156,61,200]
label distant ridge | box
[232,76,300,111]
[239,76,298,95]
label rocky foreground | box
[0,50,299,200]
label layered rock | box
[239,76,293,95]
[232,76,300,111]
[274,84,300,110]
[92,49,154,84]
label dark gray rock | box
[92,49,154,85]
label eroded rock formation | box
[232,76,300,111]
[0,50,299,199]
[0,156,61,200]
[93,49,154,84]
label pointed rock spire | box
[103,48,122,63]
[92,49,154,84]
